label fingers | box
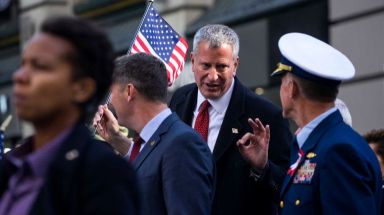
[265,124,270,145]
[237,132,254,147]
[248,118,266,134]
[92,105,105,128]
[246,118,271,147]
[101,105,116,122]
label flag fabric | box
[131,5,188,86]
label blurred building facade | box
[0,0,383,145]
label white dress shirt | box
[192,78,235,152]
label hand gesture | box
[237,118,270,170]
[93,105,120,142]
[92,105,132,155]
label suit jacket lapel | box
[173,86,197,125]
[172,78,245,162]
[280,111,344,197]
[133,113,178,170]
[212,78,245,162]
[31,123,90,214]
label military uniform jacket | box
[170,77,292,215]
[279,111,382,215]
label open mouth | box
[205,83,220,88]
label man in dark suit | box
[169,24,292,215]
[0,16,139,214]
[94,53,214,215]
[238,32,382,214]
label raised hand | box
[237,118,270,170]
[92,105,132,156]
[93,105,120,142]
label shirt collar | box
[7,127,73,178]
[296,107,337,148]
[140,108,172,143]
[196,77,235,114]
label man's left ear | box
[233,56,239,76]
[72,78,96,103]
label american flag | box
[131,5,188,86]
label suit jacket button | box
[295,199,301,206]
[280,201,284,208]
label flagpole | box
[103,0,154,105]
[103,0,154,104]
[0,115,12,132]
[1,115,12,159]
[91,0,155,133]
[127,0,154,55]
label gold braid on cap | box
[273,63,292,73]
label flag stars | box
[138,6,184,62]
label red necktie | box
[130,135,143,162]
[194,100,210,141]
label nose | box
[13,67,30,85]
[207,68,218,81]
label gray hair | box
[335,98,352,126]
[193,24,240,58]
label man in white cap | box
[237,32,382,214]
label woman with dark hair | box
[0,16,139,215]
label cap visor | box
[271,69,287,77]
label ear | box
[72,78,96,103]
[190,52,196,71]
[233,56,239,76]
[290,79,300,99]
[125,83,137,102]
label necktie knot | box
[133,135,143,145]
[199,100,211,112]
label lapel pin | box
[232,128,238,134]
[65,149,79,161]
[150,141,156,146]
[306,152,317,159]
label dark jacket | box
[132,113,215,215]
[170,77,292,215]
[0,123,139,215]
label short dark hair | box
[293,75,339,102]
[113,53,167,103]
[364,129,384,161]
[40,16,114,116]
